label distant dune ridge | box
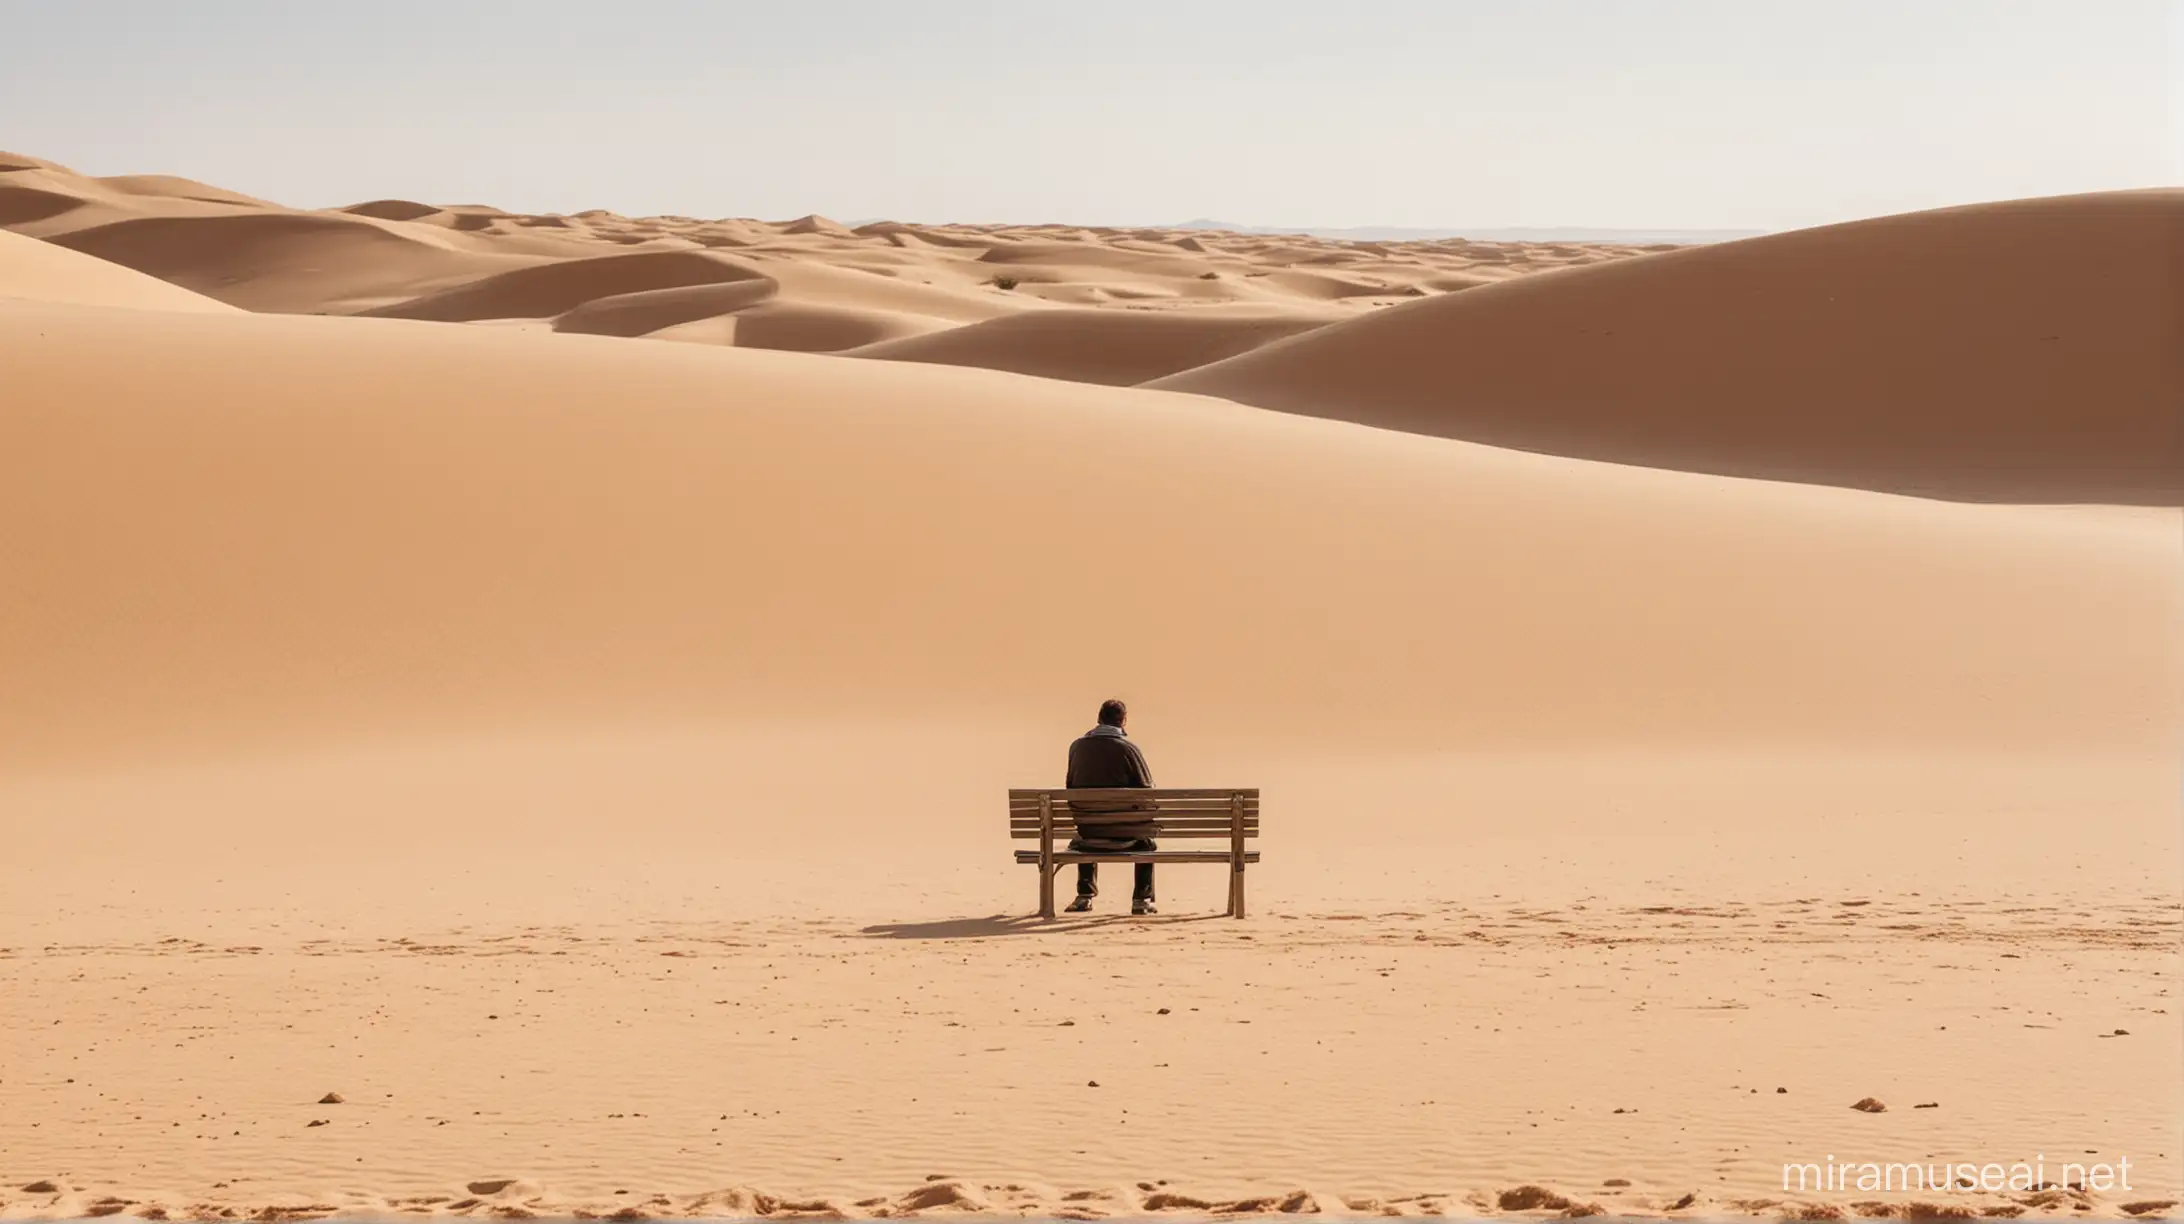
[0,145,1641,382]
[1164,218,1769,243]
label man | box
[1063,698,1159,914]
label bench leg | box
[1227,791,1247,918]
[1038,801,1056,920]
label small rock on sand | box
[1497,1186,1572,1211]
[898,1182,990,1212]
[318,1092,344,1104]
[1852,1097,1887,1112]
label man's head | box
[1097,698,1127,728]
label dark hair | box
[1097,698,1127,727]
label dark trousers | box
[1069,837,1156,901]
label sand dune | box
[363,249,771,322]
[0,148,72,172]
[541,264,996,350]
[0,228,235,313]
[1153,191,2184,504]
[94,172,275,208]
[341,198,445,222]
[740,258,1027,324]
[0,179,88,225]
[0,161,271,239]
[781,213,853,236]
[49,211,542,313]
[1246,267,1409,300]
[552,279,784,337]
[3,297,2170,766]
[976,240,1225,276]
[850,307,1340,385]
[697,297,952,351]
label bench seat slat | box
[1008,794,1259,804]
[1009,806,1259,818]
[1009,818,1259,827]
[1014,850,1262,865]
[1010,818,1260,828]
[1009,801,1258,813]
[1009,826,1257,834]
[1009,820,1260,831]
[1000,795,1257,804]
[1009,826,1266,834]
[1009,813,1260,823]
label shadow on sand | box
[859,912,1230,939]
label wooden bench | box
[1008,788,1261,919]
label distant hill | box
[833,217,1764,244]
[1169,219,1766,244]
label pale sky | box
[2,0,2176,230]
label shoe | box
[1132,899,1157,915]
[1064,896,1093,913]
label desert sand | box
[1,152,2178,1221]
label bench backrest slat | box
[1007,816,1261,825]
[1008,798,1258,812]
[1010,828,1256,839]
[1006,787,1260,840]
[1009,795,1266,804]
[1007,806,1259,817]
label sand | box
[1,151,2179,1221]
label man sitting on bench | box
[1064,698,1159,914]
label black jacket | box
[1065,725,1160,838]
[1067,724,1154,789]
